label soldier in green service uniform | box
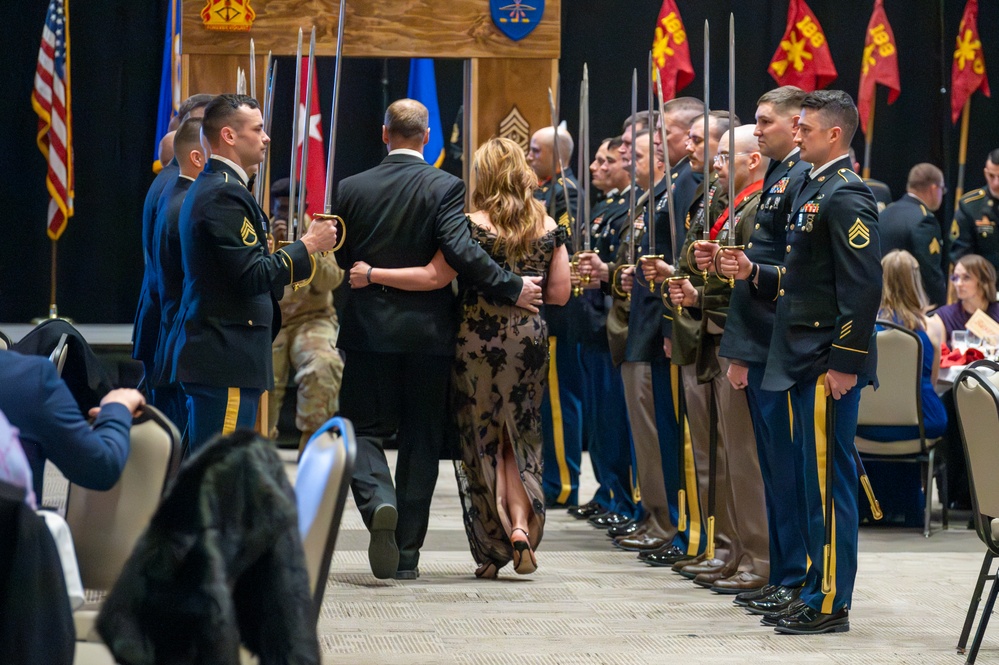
[950,149,999,278]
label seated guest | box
[856,250,947,525]
[928,254,999,343]
[0,351,144,502]
[927,254,999,510]
[0,409,35,508]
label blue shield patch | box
[490,0,544,41]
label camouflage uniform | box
[269,248,345,442]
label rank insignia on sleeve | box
[951,219,961,240]
[772,177,789,194]
[929,237,941,255]
[848,218,871,249]
[240,218,258,246]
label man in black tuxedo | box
[334,99,544,580]
[171,94,339,453]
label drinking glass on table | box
[951,330,968,351]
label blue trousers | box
[580,344,638,519]
[790,374,861,613]
[541,336,584,506]
[151,382,189,438]
[746,363,808,587]
[184,384,261,455]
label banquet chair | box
[0,329,11,350]
[67,405,181,641]
[954,359,999,663]
[854,320,948,537]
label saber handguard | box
[310,213,346,254]
[639,254,665,293]
[713,244,746,288]
[572,249,599,297]
[663,273,690,316]
[612,263,633,301]
[276,239,317,290]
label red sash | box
[709,179,764,240]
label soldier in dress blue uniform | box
[170,94,339,453]
[699,86,812,616]
[950,148,999,278]
[722,90,882,635]
[569,137,640,525]
[527,125,582,508]
[879,163,947,307]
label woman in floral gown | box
[349,137,570,577]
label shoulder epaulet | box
[836,168,862,183]
[919,203,928,216]
[961,188,986,204]
[558,177,578,190]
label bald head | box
[383,98,430,151]
[528,126,574,180]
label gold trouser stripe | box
[548,337,572,504]
[683,415,702,554]
[222,387,241,435]
[812,373,836,610]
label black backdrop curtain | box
[1,0,996,323]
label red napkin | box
[940,344,985,367]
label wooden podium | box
[182,0,561,172]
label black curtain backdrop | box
[2,0,997,323]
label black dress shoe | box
[733,584,776,607]
[774,605,850,634]
[606,519,641,537]
[746,585,801,615]
[760,599,806,627]
[638,543,679,560]
[568,502,607,520]
[589,512,630,528]
[642,545,690,567]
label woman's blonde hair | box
[880,249,928,331]
[471,137,547,261]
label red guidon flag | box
[857,0,901,133]
[951,0,990,124]
[768,0,837,92]
[652,0,694,100]
[297,56,327,219]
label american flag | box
[31,0,74,241]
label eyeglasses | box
[935,182,949,194]
[712,151,755,165]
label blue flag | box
[153,0,181,172]
[407,59,445,167]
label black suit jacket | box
[720,152,810,365]
[333,152,522,356]
[152,175,193,386]
[132,159,178,373]
[758,158,882,391]
[171,159,312,389]
[879,194,947,307]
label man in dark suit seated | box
[170,94,340,453]
[878,163,947,307]
[334,98,544,580]
[0,350,144,503]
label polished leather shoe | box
[394,568,419,580]
[615,535,667,551]
[569,502,607,520]
[775,605,850,634]
[590,512,631,529]
[693,568,732,588]
[368,504,400,580]
[678,557,725,580]
[747,585,802,615]
[760,599,806,627]
[672,552,707,573]
[606,520,642,538]
[710,571,767,594]
[640,544,686,563]
[733,584,776,607]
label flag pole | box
[49,240,58,319]
[862,100,875,179]
[955,99,971,201]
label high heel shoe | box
[511,527,537,575]
[475,561,498,579]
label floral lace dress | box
[453,221,566,569]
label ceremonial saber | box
[612,69,640,301]
[254,54,276,207]
[249,38,256,100]
[703,20,716,559]
[287,28,304,241]
[295,28,317,231]
[855,445,883,520]
[716,14,745,288]
[546,86,574,232]
[641,50,663,293]
[706,381,718,561]
[312,0,348,253]
[582,64,591,252]
[822,395,836,594]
